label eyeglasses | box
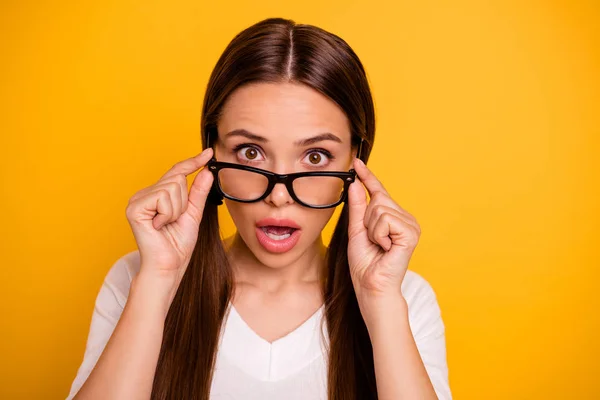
[205,128,364,209]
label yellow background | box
[1,1,598,398]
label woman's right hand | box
[125,147,215,289]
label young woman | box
[67,17,451,400]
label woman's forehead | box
[218,82,351,144]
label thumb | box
[347,177,368,238]
[185,167,214,224]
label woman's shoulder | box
[401,269,437,299]
[100,249,142,303]
[99,253,442,315]
[400,270,443,322]
[401,270,450,399]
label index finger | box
[159,148,214,181]
[353,158,389,197]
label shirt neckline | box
[228,301,326,346]
[217,301,329,381]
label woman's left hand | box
[347,158,421,300]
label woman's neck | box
[224,231,327,293]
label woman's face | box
[215,82,355,269]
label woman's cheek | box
[224,201,251,233]
[303,208,336,238]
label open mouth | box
[255,218,302,253]
[260,226,298,241]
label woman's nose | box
[264,182,294,207]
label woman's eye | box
[237,146,263,162]
[304,150,331,167]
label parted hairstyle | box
[151,17,377,400]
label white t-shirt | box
[66,250,452,399]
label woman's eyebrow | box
[225,129,343,146]
[225,129,267,142]
[294,133,342,146]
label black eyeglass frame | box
[204,128,364,209]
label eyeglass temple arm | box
[205,129,212,151]
[204,128,223,205]
[356,138,364,161]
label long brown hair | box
[151,17,377,400]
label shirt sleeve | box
[65,252,138,400]
[403,270,452,400]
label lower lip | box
[255,227,302,253]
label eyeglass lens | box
[217,168,345,207]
